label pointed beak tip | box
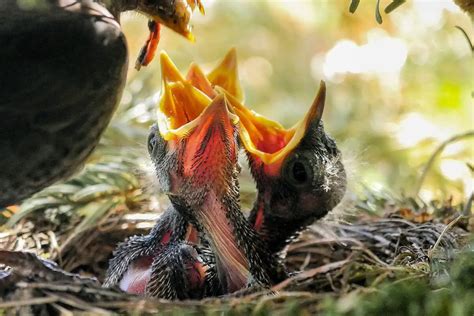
[200,95,237,126]
[223,48,238,66]
[319,80,327,95]
[185,31,196,42]
[160,52,185,83]
[159,51,171,68]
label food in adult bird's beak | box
[135,0,205,70]
[135,20,161,70]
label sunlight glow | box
[241,56,273,89]
[271,1,317,25]
[439,159,473,198]
[440,160,470,181]
[419,189,434,202]
[394,113,445,148]
[322,30,407,84]
[201,0,216,8]
[413,0,460,29]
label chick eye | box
[283,155,313,187]
[147,131,157,154]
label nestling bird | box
[182,50,347,254]
[224,85,347,254]
[103,53,217,298]
[104,55,218,299]
[150,87,287,293]
[103,206,216,299]
[107,75,261,296]
[106,50,345,297]
[0,0,202,207]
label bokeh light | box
[113,0,473,204]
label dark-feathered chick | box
[184,50,347,254]
[149,77,286,293]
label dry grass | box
[0,191,470,315]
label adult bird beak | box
[138,0,204,42]
[134,0,205,69]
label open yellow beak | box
[157,50,326,168]
[157,52,238,142]
[220,82,326,166]
[185,48,244,103]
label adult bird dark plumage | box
[0,0,202,207]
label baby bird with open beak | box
[149,85,286,293]
[185,50,347,254]
[106,50,346,297]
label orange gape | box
[135,20,161,70]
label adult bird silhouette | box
[0,0,201,207]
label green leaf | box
[6,197,63,227]
[59,199,120,250]
[70,184,122,203]
[385,0,406,14]
[35,184,81,197]
[375,0,383,24]
[349,0,360,13]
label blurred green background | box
[103,0,473,205]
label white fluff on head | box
[322,142,362,223]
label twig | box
[19,282,124,298]
[45,292,112,315]
[455,26,474,53]
[375,0,383,24]
[0,296,58,308]
[414,130,474,196]
[271,259,350,292]
[428,217,463,259]
[353,247,389,267]
[462,192,473,216]
[428,192,472,258]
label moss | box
[322,248,474,316]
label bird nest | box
[0,190,471,314]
